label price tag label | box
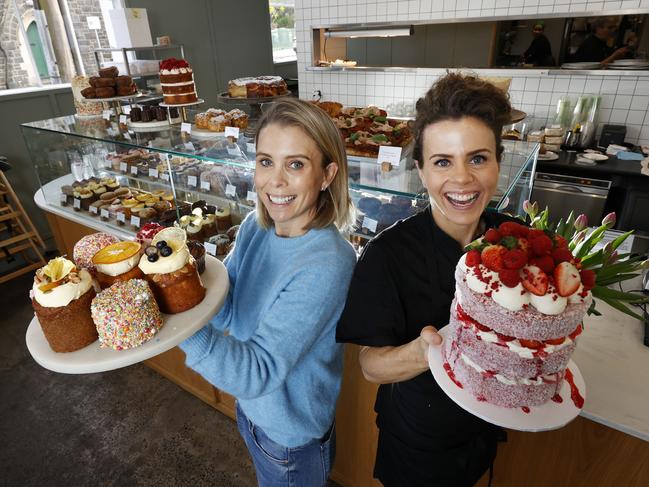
[200,180,211,191]
[131,215,141,227]
[124,131,132,141]
[89,205,98,214]
[227,146,240,156]
[160,173,169,181]
[149,168,159,178]
[187,175,197,187]
[117,212,126,223]
[73,198,81,209]
[246,142,256,153]
[102,110,111,120]
[184,142,195,151]
[204,242,217,256]
[119,115,127,124]
[130,165,138,176]
[225,126,240,139]
[120,162,128,173]
[59,193,67,204]
[181,122,192,135]
[100,208,110,219]
[122,105,132,115]
[377,146,403,167]
[225,184,236,197]
[362,216,378,233]
[246,191,257,203]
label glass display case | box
[21,115,538,252]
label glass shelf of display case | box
[22,116,537,250]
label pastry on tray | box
[73,232,120,276]
[92,241,144,289]
[31,257,98,353]
[91,278,163,350]
[138,228,206,314]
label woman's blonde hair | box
[254,97,354,231]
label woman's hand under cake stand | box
[428,325,586,432]
[25,255,228,374]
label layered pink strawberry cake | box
[442,221,593,409]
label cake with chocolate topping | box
[442,221,593,409]
[31,257,98,352]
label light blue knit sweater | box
[179,212,357,447]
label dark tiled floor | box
[1,273,337,486]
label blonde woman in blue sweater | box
[180,98,356,486]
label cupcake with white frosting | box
[31,257,98,352]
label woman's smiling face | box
[417,116,500,234]
[255,123,337,237]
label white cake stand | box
[159,99,205,123]
[25,256,229,374]
[428,325,586,432]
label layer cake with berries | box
[442,221,594,409]
[159,58,198,105]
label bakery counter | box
[575,293,649,442]
[538,151,644,178]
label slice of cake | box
[159,58,198,105]
[442,221,593,410]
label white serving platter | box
[26,256,228,374]
[429,325,586,432]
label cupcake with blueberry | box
[138,228,205,314]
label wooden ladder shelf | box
[0,170,47,284]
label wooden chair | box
[0,156,46,283]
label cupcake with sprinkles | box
[73,232,120,276]
[91,279,163,350]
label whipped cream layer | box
[33,269,93,307]
[95,252,140,277]
[467,318,575,359]
[461,353,560,386]
[459,254,590,315]
[138,245,190,275]
[160,67,192,75]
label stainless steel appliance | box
[530,173,611,225]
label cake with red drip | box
[159,58,198,105]
[442,221,594,409]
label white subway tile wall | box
[295,0,649,146]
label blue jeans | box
[236,401,336,487]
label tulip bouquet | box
[522,201,649,320]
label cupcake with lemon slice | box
[138,227,206,314]
[92,241,144,289]
[31,257,98,352]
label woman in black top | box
[337,73,514,486]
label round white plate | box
[579,152,608,162]
[159,98,205,108]
[537,151,559,161]
[190,125,227,138]
[429,325,586,432]
[85,92,144,103]
[127,116,181,131]
[26,256,229,374]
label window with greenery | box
[269,0,296,63]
